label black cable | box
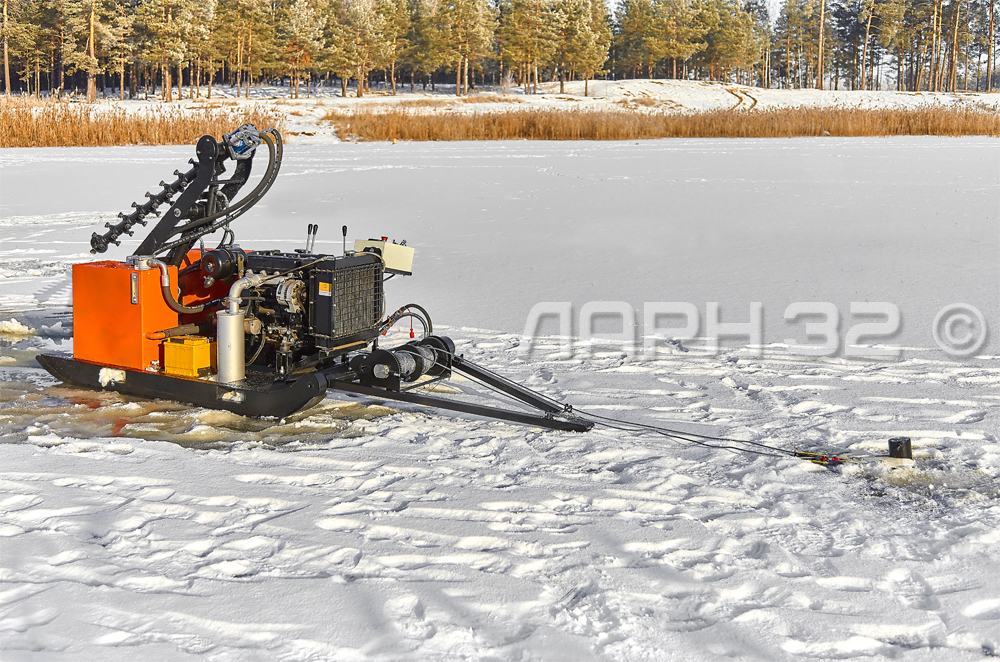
[587,418,788,457]
[439,359,795,457]
[371,337,798,459]
[258,257,327,283]
[433,362,786,457]
[573,408,795,456]
[216,227,235,249]
[247,329,267,364]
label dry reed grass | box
[0,99,285,148]
[461,94,524,104]
[385,98,455,108]
[323,105,999,141]
[337,95,522,110]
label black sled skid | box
[36,352,592,433]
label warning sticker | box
[318,282,332,297]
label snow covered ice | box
[1,136,999,660]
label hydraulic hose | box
[154,129,283,256]
[145,322,213,340]
[148,259,205,315]
[382,303,433,336]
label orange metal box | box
[73,261,179,371]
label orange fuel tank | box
[73,261,179,371]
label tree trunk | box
[245,28,252,98]
[915,36,926,90]
[963,0,971,89]
[164,65,172,102]
[934,0,944,90]
[236,39,242,97]
[786,30,791,89]
[949,0,962,91]
[897,45,903,91]
[988,0,996,90]
[816,0,827,89]
[3,0,10,95]
[86,0,97,102]
[341,75,347,97]
[860,0,876,91]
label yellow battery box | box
[163,336,217,377]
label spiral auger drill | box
[37,125,592,432]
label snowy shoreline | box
[14,79,998,146]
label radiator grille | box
[333,263,383,337]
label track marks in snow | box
[3,326,1000,659]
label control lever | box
[307,224,318,252]
[296,224,315,254]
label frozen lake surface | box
[1,137,999,661]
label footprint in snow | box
[526,368,556,385]
[962,598,1000,620]
[385,594,436,641]
[939,410,986,424]
[882,568,940,610]
[779,527,838,558]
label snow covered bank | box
[1,137,999,660]
[8,79,996,146]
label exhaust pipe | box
[217,273,264,383]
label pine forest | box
[0,0,996,101]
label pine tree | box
[657,0,709,77]
[552,0,587,91]
[501,0,559,92]
[697,0,757,81]
[435,0,496,94]
[135,0,186,100]
[579,0,610,92]
[406,0,447,89]
[378,0,410,92]
[276,0,325,97]
[212,0,273,98]
[342,0,389,97]
[104,0,134,99]
[615,0,657,77]
[58,0,114,101]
